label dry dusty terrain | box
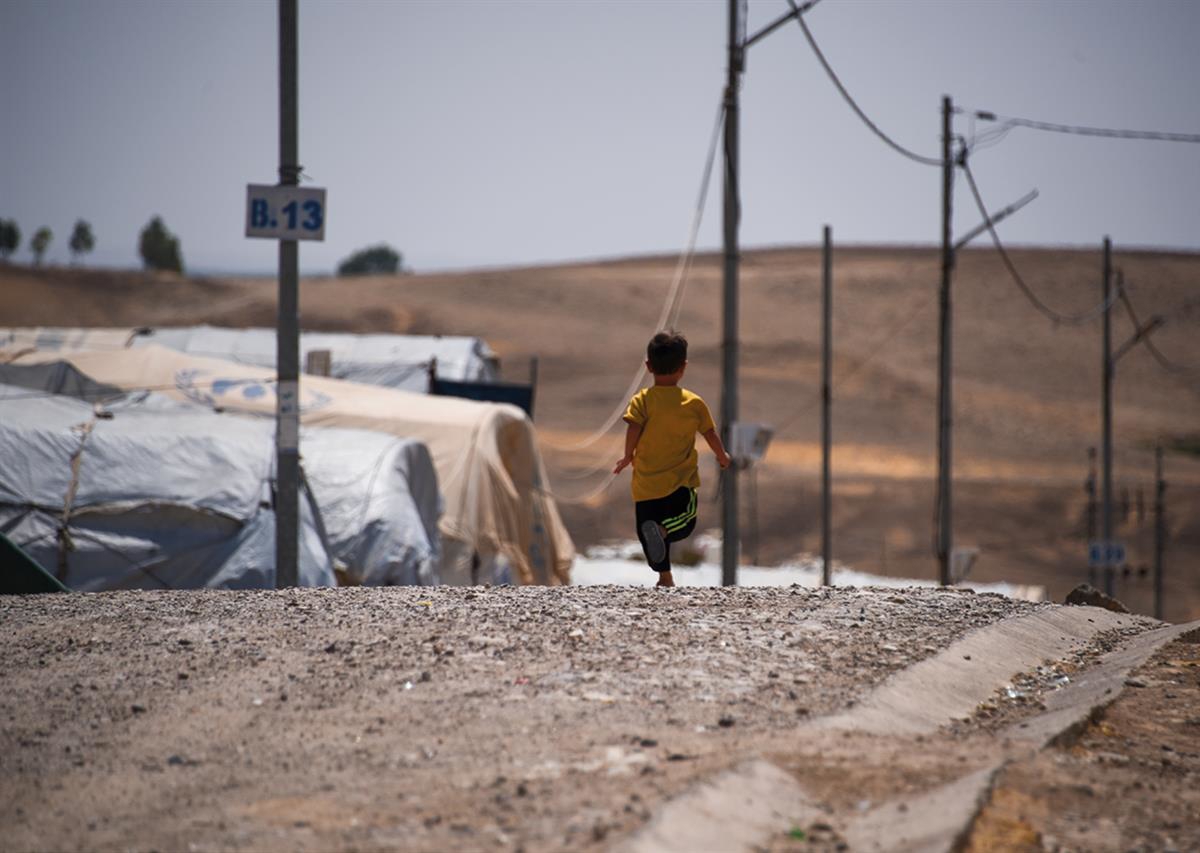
[3,586,1197,853]
[2,247,1198,618]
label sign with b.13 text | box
[245,184,326,241]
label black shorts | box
[635,486,698,572]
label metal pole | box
[1085,446,1097,585]
[275,0,300,588]
[1154,445,1164,620]
[821,224,832,586]
[1101,236,1113,597]
[935,95,954,586]
[720,0,742,587]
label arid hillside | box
[2,246,1198,619]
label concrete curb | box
[615,759,821,853]
[1005,619,1200,749]
[840,618,1200,853]
[617,610,1196,853]
[813,606,1136,736]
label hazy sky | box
[3,0,1198,274]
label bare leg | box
[656,571,675,588]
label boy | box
[613,330,731,587]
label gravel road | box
[0,585,1160,852]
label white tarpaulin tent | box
[0,362,444,588]
[301,427,441,586]
[0,326,498,392]
[0,345,574,585]
[0,383,336,591]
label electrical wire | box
[788,3,942,167]
[774,292,938,435]
[540,97,725,460]
[1114,272,1200,381]
[959,153,1118,326]
[969,111,1200,145]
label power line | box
[775,291,937,434]
[1114,273,1200,382]
[959,152,1117,326]
[540,97,726,454]
[788,2,942,167]
[969,110,1200,145]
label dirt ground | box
[3,584,1023,852]
[2,587,1195,852]
[2,247,1198,621]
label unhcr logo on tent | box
[175,369,332,412]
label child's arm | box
[613,422,642,474]
[702,428,732,469]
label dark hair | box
[646,330,688,375]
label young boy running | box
[613,331,731,587]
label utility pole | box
[1100,236,1113,598]
[1154,445,1165,620]
[821,224,833,586]
[1085,446,1097,585]
[275,0,300,588]
[720,0,743,587]
[935,95,955,586]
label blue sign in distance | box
[245,184,326,241]
[1088,540,1126,568]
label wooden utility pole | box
[1100,237,1113,597]
[1085,446,1097,585]
[275,0,300,588]
[935,95,955,586]
[720,0,743,587]
[1154,445,1165,620]
[821,225,833,585]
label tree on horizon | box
[337,243,403,277]
[30,227,52,266]
[69,219,95,265]
[138,216,184,274]
[0,220,19,261]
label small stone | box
[717,716,735,728]
[1125,677,1147,688]
[130,704,146,714]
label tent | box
[0,345,574,585]
[301,426,441,586]
[0,365,443,588]
[0,383,336,591]
[0,326,498,392]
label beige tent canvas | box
[0,344,573,585]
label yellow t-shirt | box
[623,385,716,502]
